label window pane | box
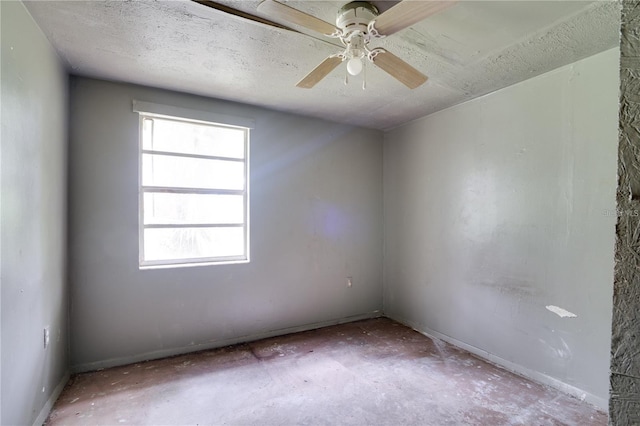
[143,118,245,159]
[144,227,245,262]
[144,193,244,225]
[142,154,244,190]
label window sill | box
[139,259,250,270]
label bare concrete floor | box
[47,318,606,425]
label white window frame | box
[133,101,254,269]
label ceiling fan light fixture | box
[347,57,363,76]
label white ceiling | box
[24,0,620,130]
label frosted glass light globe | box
[347,58,363,76]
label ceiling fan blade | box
[192,0,293,31]
[372,49,427,89]
[258,0,340,36]
[297,56,343,88]
[372,0,456,36]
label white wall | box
[1,2,69,424]
[68,77,383,371]
[383,48,619,408]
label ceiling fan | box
[256,0,456,89]
[192,0,455,89]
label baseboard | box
[32,371,70,426]
[72,311,382,373]
[386,314,608,411]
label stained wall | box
[384,48,620,408]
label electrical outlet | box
[347,277,353,288]
[44,327,50,349]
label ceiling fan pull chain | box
[344,70,349,86]
[362,61,367,90]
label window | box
[134,101,252,268]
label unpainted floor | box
[47,318,606,425]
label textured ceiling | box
[24,0,620,130]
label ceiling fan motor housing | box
[336,2,379,35]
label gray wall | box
[68,77,383,371]
[383,48,619,408]
[610,1,640,423]
[1,2,69,425]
